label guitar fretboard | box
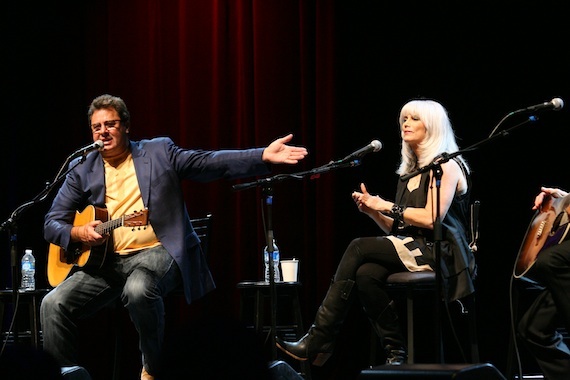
[95,216,124,235]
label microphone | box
[338,140,383,163]
[69,140,104,159]
[522,97,564,112]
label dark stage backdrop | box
[2,1,569,379]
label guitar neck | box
[95,216,124,235]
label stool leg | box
[467,295,480,363]
[31,295,40,348]
[254,289,264,335]
[369,331,378,366]
[406,288,414,364]
[0,301,4,340]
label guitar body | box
[514,194,570,279]
[47,206,149,287]
[47,206,109,287]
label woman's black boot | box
[369,300,407,365]
[276,279,355,366]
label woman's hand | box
[352,183,387,214]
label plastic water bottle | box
[264,239,281,282]
[20,249,36,291]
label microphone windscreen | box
[371,140,382,152]
[552,98,564,110]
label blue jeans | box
[40,245,182,374]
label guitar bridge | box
[536,220,546,239]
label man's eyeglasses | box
[91,120,122,134]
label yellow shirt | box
[104,153,160,254]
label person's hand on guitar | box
[71,220,108,246]
[533,187,569,210]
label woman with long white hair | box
[277,99,476,366]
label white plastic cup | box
[280,258,299,282]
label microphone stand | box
[233,158,363,360]
[400,113,539,363]
[0,153,91,346]
[263,184,277,359]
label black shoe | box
[61,366,92,380]
[385,345,407,365]
[276,335,333,367]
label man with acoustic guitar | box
[517,186,570,380]
[40,94,308,380]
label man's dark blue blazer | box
[45,137,270,303]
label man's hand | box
[533,187,569,210]
[262,134,308,164]
[71,221,108,246]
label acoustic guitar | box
[514,193,570,279]
[47,205,149,287]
